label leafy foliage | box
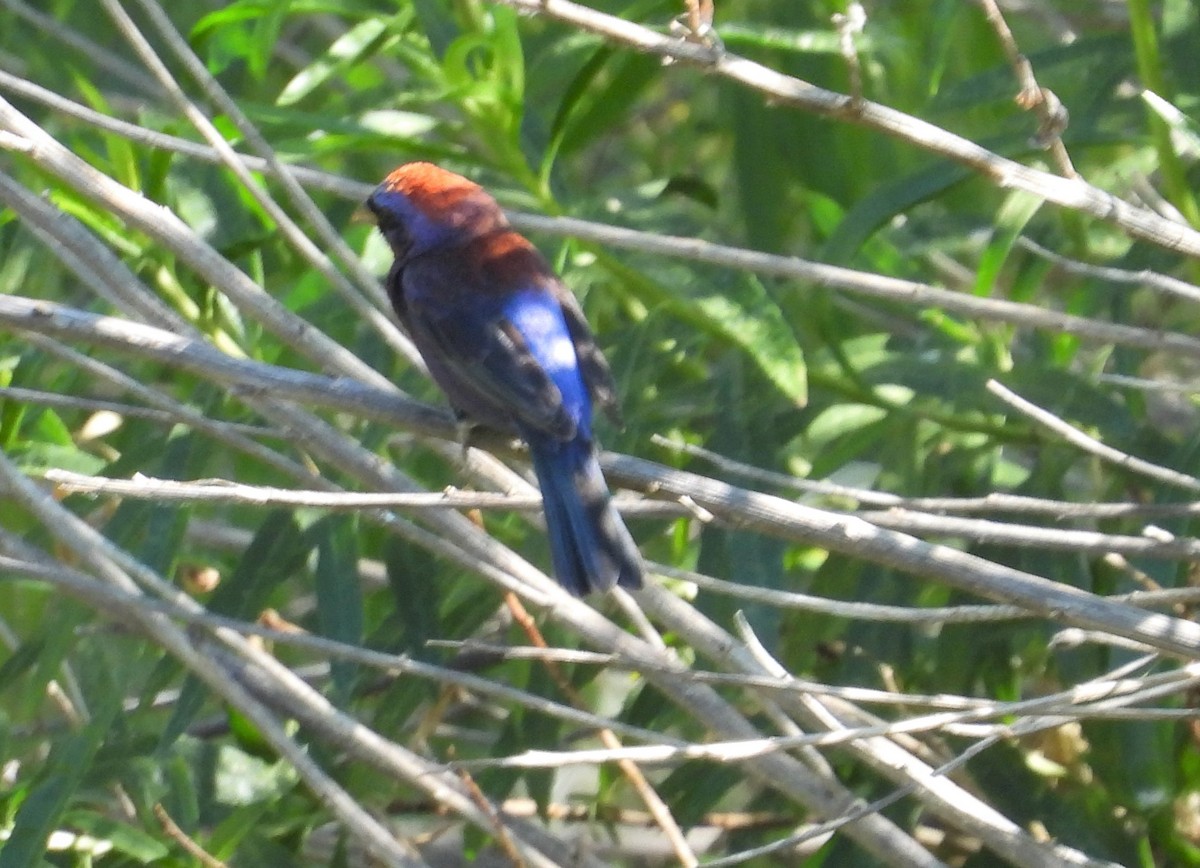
[2,0,1200,865]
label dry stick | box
[430,638,1200,727]
[853,508,1200,560]
[453,768,527,867]
[498,0,1200,258]
[974,0,1075,177]
[43,470,547,511]
[0,467,576,868]
[491,799,789,831]
[9,59,1200,354]
[6,73,1200,355]
[986,379,1200,493]
[0,457,430,868]
[152,804,228,868]
[518,210,1200,360]
[0,67,354,194]
[0,542,680,749]
[3,295,1199,661]
[24,336,318,485]
[59,464,1200,557]
[1017,236,1200,303]
[1103,372,1200,397]
[240,405,941,865]
[606,452,1200,659]
[38,466,1200,559]
[641,587,1115,868]
[0,296,451,436]
[0,95,398,395]
[102,0,421,368]
[654,433,1200,519]
[505,592,699,867]
[127,0,411,326]
[40,469,675,518]
[0,0,160,96]
[0,386,275,437]
[660,562,1200,625]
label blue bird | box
[366,162,643,595]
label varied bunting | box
[366,163,644,595]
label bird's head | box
[365,162,508,260]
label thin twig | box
[498,0,1200,259]
[40,469,673,517]
[654,433,1200,519]
[974,0,1074,176]
[987,378,1200,493]
[505,593,698,866]
[4,295,1200,658]
[153,804,228,868]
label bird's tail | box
[526,434,644,596]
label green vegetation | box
[2,0,1200,864]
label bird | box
[365,162,644,595]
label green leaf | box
[206,511,308,618]
[557,52,660,156]
[823,160,973,262]
[719,23,852,54]
[248,0,292,81]
[694,276,807,407]
[0,638,45,695]
[0,661,123,868]
[656,762,742,827]
[213,743,298,806]
[61,812,170,863]
[381,533,444,662]
[597,253,806,406]
[9,442,107,476]
[277,17,392,106]
[313,514,363,701]
[974,188,1044,296]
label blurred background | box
[1,1,1200,865]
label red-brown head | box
[366,162,509,259]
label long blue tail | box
[525,433,643,596]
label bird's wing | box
[556,288,623,427]
[405,286,577,440]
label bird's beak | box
[351,204,377,225]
